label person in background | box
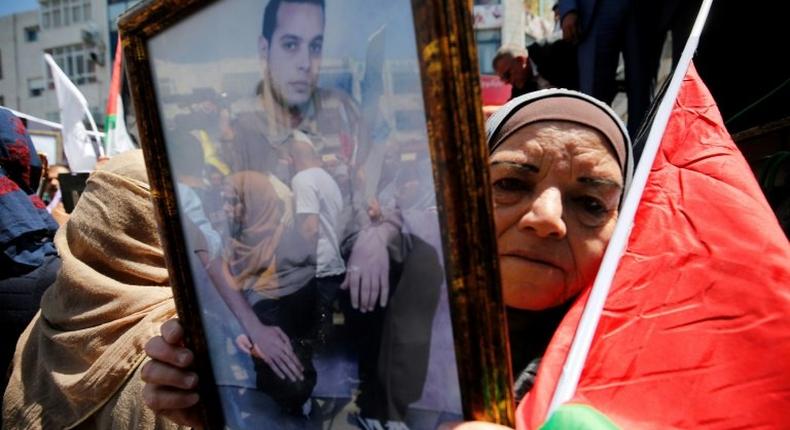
[42,163,70,206]
[0,109,60,403]
[169,131,222,260]
[286,131,345,342]
[558,0,653,135]
[492,44,550,99]
[43,163,71,225]
[208,168,315,416]
[2,150,187,430]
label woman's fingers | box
[145,336,194,368]
[142,382,199,412]
[160,319,184,345]
[141,359,199,390]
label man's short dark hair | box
[261,0,325,42]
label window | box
[0,49,3,80]
[0,96,4,106]
[475,29,501,74]
[28,78,45,97]
[25,26,40,42]
[46,44,97,87]
[41,0,91,29]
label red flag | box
[517,64,790,429]
[105,35,123,118]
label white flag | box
[106,94,136,156]
[44,53,102,172]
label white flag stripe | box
[44,53,103,172]
[546,0,715,417]
[107,95,135,156]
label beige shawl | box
[3,150,183,430]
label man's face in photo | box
[260,2,324,108]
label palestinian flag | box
[517,2,790,428]
[104,35,134,156]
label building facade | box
[0,0,112,127]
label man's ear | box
[258,36,269,60]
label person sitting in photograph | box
[286,131,345,342]
[220,0,415,422]
[169,131,223,260]
[225,0,360,190]
[205,168,317,417]
[2,149,188,430]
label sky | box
[0,0,39,17]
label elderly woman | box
[440,89,632,430]
[139,89,633,429]
[488,89,632,402]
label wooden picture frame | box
[120,0,513,427]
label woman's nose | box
[518,187,567,239]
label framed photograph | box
[120,0,512,428]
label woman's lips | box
[499,249,564,271]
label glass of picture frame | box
[120,0,513,428]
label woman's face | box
[490,121,623,310]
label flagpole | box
[2,107,104,138]
[546,0,714,418]
[85,106,103,157]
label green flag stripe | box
[540,404,620,430]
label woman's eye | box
[575,196,608,216]
[492,178,529,193]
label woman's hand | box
[141,319,203,429]
[438,422,514,430]
[244,322,304,382]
